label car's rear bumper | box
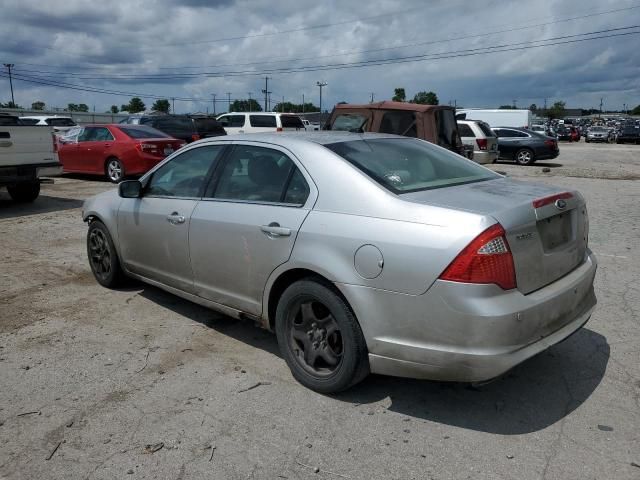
[472,150,498,164]
[338,251,597,383]
[37,164,63,177]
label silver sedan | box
[82,132,597,393]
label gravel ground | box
[0,142,639,480]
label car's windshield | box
[325,138,498,194]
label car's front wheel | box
[87,220,124,288]
[275,279,369,393]
[515,148,535,165]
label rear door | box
[189,142,315,314]
[76,127,115,174]
[218,115,246,134]
[493,128,522,158]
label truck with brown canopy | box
[324,101,469,158]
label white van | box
[456,109,532,129]
[216,112,305,134]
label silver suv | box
[457,120,499,164]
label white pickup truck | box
[0,113,62,202]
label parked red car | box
[58,124,185,182]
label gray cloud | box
[0,0,638,112]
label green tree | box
[110,105,119,114]
[230,99,262,112]
[121,97,146,113]
[529,103,537,112]
[547,101,566,119]
[498,105,515,110]
[31,101,45,110]
[0,101,21,108]
[392,88,406,102]
[67,103,79,112]
[77,103,89,112]
[270,101,319,113]
[412,91,439,105]
[151,99,170,113]
[631,105,640,115]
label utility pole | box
[370,92,375,103]
[3,64,15,107]
[599,97,603,118]
[247,92,252,111]
[302,93,305,113]
[171,97,175,113]
[317,81,327,128]
[211,93,217,116]
[282,96,285,113]
[261,76,271,112]
[512,99,517,109]
[226,92,232,112]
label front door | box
[117,144,226,292]
[189,143,314,315]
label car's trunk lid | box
[402,178,589,294]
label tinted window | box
[47,118,76,127]
[218,115,245,128]
[211,145,301,203]
[249,115,277,128]
[325,138,497,194]
[18,118,39,125]
[146,145,224,198]
[494,129,520,138]
[457,123,475,137]
[331,113,368,132]
[435,109,458,150]
[280,115,304,129]
[283,169,310,205]
[119,126,170,139]
[477,122,495,137]
[193,117,225,135]
[379,111,417,137]
[78,127,113,142]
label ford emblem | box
[555,199,567,210]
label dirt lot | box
[1,142,639,480]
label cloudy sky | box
[1,0,639,113]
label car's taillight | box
[544,139,556,148]
[276,127,283,132]
[191,134,201,142]
[137,143,158,153]
[532,192,572,209]
[52,133,58,153]
[476,138,487,150]
[439,224,516,290]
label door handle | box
[104,144,111,147]
[166,212,186,225]
[260,223,291,237]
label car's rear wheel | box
[87,220,124,288]
[275,279,369,393]
[105,158,124,183]
[515,148,535,165]
[7,181,40,202]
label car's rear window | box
[249,115,277,128]
[118,126,171,139]
[331,114,368,132]
[280,115,304,129]
[325,138,498,194]
[477,121,495,137]
[457,123,475,137]
[18,118,39,125]
[47,118,76,127]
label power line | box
[10,25,639,81]
[6,4,639,74]
[2,28,638,101]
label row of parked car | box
[531,118,640,144]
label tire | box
[105,157,124,183]
[86,220,125,288]
[275,279,369,393]
[7,182,40,202]
[515,148,535,165]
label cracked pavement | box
[0,142,639,479]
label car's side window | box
[145,145,225,198]
[94,127,114,141]
[77,127,97,142]
[209,145,306,204]
[379,111,417,138]
[457,124,475,137]
[283,168,310,205]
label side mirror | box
[118,180,142,198]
